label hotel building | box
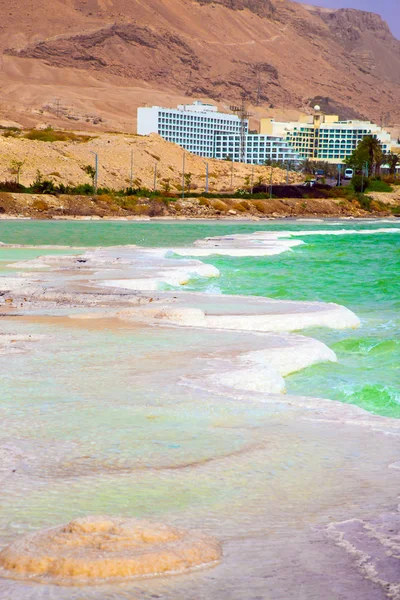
[260,110,393,163]
[137,102,299,164]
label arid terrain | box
[0,0,399,133]
[0,130,301,191]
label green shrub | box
[0,180,26,193]
[367,179,393,193]
[24,128,92,143]
[356,194,372,211]
[351,175,369,193]
[29,171,55,194]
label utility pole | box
[250,164,254,194]
[182,151,185,200]
[153,162,157,192]
[230,97,251,164]
[286,162,289,185]
[55,98,61,119]
[130,149,134,189]
[90,151,98,194]
[256,70,261,107]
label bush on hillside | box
[0,180,26,193]
[24,128,93,143]
[355,194,372,211]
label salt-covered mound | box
[0,516,221,584]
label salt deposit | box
[118,294,360,332]
[0,516,221,584]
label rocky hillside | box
[0,0,399,132]
[0,130,300,191]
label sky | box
[294,0,400,39]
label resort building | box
[213,133,299,164]
[137,102,299,164]
[260,109,393,164]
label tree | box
[301,159,315,175]
[345,135,384,175]
[161,178,171,193]
[386,152,399,176]
[9,160,25,184]
[351,174,370,193]
[184,172,192,191]
[30,169,55,194]
[83,164,96,186]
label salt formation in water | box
[0,516,221,584]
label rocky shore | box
[1,192,399,220]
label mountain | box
[0,0,399,132]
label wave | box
[333,337,399,356]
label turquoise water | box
[0,218,398,247]
[1,219,400,418]
[183,230,400,418]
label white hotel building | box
[260,111,393,163]
[137,101,299,164]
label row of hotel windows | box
[295,128,372,134]
[290,134,373,140]
[158,121,241,128]
[158,119,242,129]
[158,112,240,123]
[161,132,217,139]
[159,127,239,135]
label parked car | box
[314,169,325,180]
[344,168,354,179]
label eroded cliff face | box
[0,0,399,130]
[192,0,276,17]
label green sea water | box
[1,219,400,418]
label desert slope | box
[0,0,399,132]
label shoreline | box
[2,191,400,221]
[1,214,399,223]
[1,224,400,599]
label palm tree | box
[386,152,399,176]
[362,135,384,175]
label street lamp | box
[204,161,209,194]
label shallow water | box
[1,221,400,416]
[1,220,400,598]
[180,229,400,417]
